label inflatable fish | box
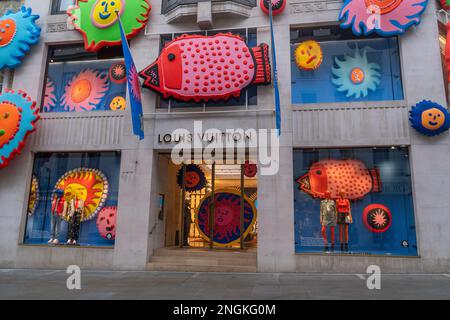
[297,159,381,200]
[139,33,271,102]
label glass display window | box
[293,147,417,256]
[164,159,258,249]
[290,25,404,104]
[42,44,126,113]
[24,152,121,247]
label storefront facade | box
[0,0,449,273]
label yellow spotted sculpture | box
[294,40,323,71]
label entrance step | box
[147,247,257,273]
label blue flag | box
[269,5,281,136]
[117,15,144,140]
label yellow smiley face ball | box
[91,0,125,29]
[294,40,323,71]
[110,96,126,110]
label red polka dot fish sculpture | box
[296,159,381,200]
[139,33,272,103]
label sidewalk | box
[0,269,449,300]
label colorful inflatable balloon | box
[0,89,39,169]
[363,204,392,233]
[409,100,450,136]
[176,164,207,192]
[196,189,257,246]
[0,7,41,70]
[68,0,151,52]
[339,0,428,37]
[140,33,271,103]
[60,69,109,112]
[54,168,109,221]
[294,40,323,71]
[260,0,287,16]
[331,48,381,99]
[96,206,117,240]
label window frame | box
[41,43,125,113]
[161,0,257,15]
[51,0,75,15]
[290,24,406,106]
[157,27,258,111]
[292,146,418,257]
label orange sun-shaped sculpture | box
[54,168,108,221]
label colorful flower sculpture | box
[109,62,126,84]
[363,204,392,233]
[176,164,207,192]
[409,100,450,136]
[43,78,57,112]
[139,33,271,103]
[294,40,323,71]
[331,48,381,99]
[0,7,41,70]
[297,159,381,200]
[68,0,151,52]
[27,175,39,216]
[339,0,429,37]
[60,69,109,112]
[96,206,117,240]
[441,0,450,10]
[0,89,39,169]
[54,168,109,221]
[260,0,287,16]
[196,189,257,246]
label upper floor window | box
[161,0,256,14]
[42,44,126,113]
[290,26,404,104]
[158,28,257,109]
[51,0,75,15]
[0,0,24,15]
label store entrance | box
[161,155,258,250]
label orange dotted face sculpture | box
[364,0,402,14]
[350,67,365,84]
[0,19,17,47]
[0,102,20,147]
[70,79,92,103]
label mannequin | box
[66,197,85,245]
[320,191,337,252]
[336,190,352,252]
[48,189,65,245]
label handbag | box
[345,214,352,224]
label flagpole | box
[115,9,145,140]
[269,3,281,136]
